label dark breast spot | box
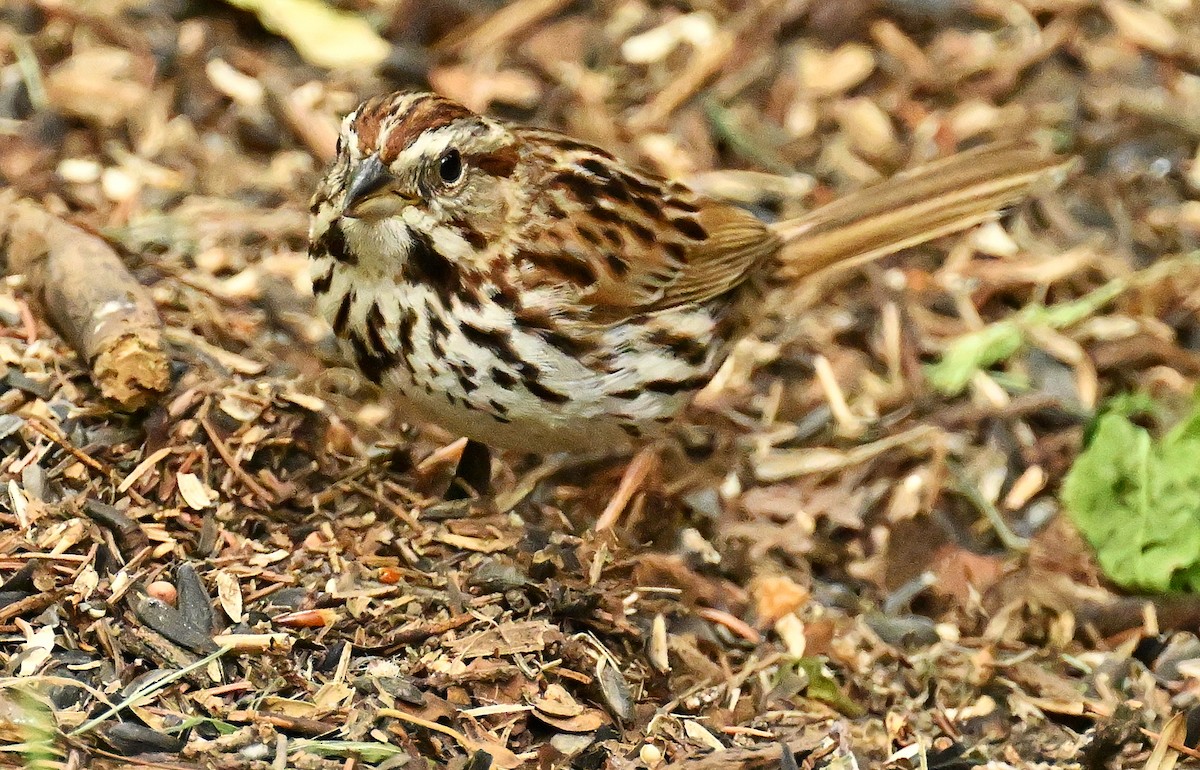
[350,335,396,385]
[642,374,711,395]
[515,361,569,404]
[311,266,334,295]
[332,292,352,335]
[365,302,388,354]
[523,376,570,404]
[516,308,595,356]
[649,329,708,367]
[426,303,449,340]
[578,227,603,246]
[449,217,487,251]
[396,307,417,359]
[491,367,517,389]
[463,323,519,364]
[605,254,630,277]
[457,372,478,394]
[632,196,663,220]
[629,221,654,243]
[590,206,621,224]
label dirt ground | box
[3,0,1200,768]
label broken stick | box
[0,192,169,409]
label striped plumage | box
[308,92,1067,453]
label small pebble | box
[146,581,177,605]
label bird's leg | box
[594,445,659,532]
[494,447,632,514]
[446,438,492,500]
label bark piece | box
[0,193,169,409]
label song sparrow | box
[308,92,1066,454]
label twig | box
[200,416,276,504]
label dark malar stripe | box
[317,221,355,265]
[404,228,461,306]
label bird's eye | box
[439,149,463,184]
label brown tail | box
[771,142,1074,279]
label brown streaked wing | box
[645,202,779,310]
[516,132,778,320]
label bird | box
[307,91,1067,479]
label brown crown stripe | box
[350,94,394,153]
[378,97,474,164]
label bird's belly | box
[317,269,727,453]
[380,365,676,452]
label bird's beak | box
[343,155,416,218]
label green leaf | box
[926,253,1200,396]
[1064,396,1200,592]
[791,658,865,717]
